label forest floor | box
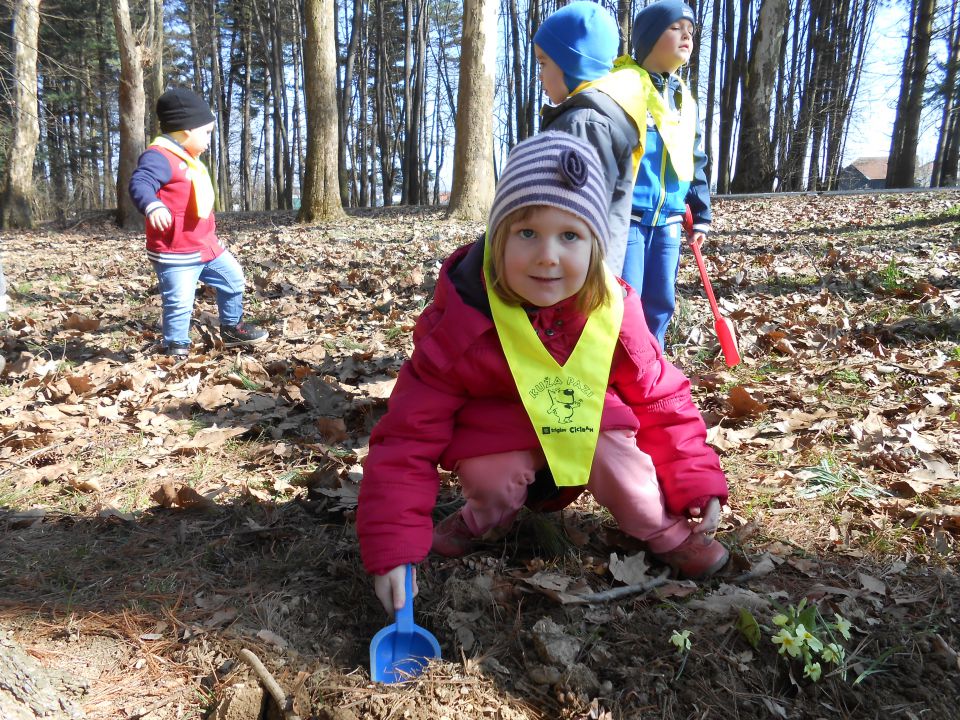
[0,191,959,720]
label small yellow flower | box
[822,642,845,665]
[834,615,852,640]
[803,661,822,681]
[670,629,692,653]
[772,629,801,657]
[771,614,789,626]
[794,624,823,653]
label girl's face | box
[180,122,215,158]
[534,45,569,104]
[502,206,592,307]
[643,19,694,74]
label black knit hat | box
[156,88,215,133]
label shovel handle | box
[397,564,414,634]
[683,207,722,320]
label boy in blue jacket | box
[626,0,711,348]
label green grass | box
[879,258,904,291]
[795,457,888,501]
[832,369,864,385]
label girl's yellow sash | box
[483,239,623,487]
[150,136,215,218]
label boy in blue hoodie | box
[625,0,711,348]
[534,1,646,276]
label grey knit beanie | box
[489,132,610,254]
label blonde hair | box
[487,205,610,315]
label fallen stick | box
[239,648,301,720]
[566,572,670,604]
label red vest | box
[145,146,223,263]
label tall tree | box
[448,0,497,220]
[299,0,345,220]
[932,0,960,186]
[112,0,146,228]
[730,0,789,192]
[0,0,42,229]
[145,0,163,138]
[887,0,936,188]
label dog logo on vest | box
[547,388,581,424]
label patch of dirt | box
[1,194,959,719]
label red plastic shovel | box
[683,207,741,367]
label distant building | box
[838,157,888,190]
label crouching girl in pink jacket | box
[358,132,729,616]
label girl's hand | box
[687,497,720,536]
[148,206,172,231]
[687,231,706,250]
[373,565,418,618]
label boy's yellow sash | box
[570,56,649,182]
[572,57,697,181]
[483,239,624,487]
[150,136,215,218]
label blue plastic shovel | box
[369,564,441,683]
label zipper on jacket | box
[651,78,671,226]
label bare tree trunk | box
[730,0,789,193]
[97,0,116,207]
[887,0,934,188]
[717,0,747,194]
[0,0,42,230]
[375,0,396,204]
[299,0,345,220]
[617,0,630,55]
[688,0,705,95]
[291,1,305,195]
[704,0,721,188]
[146,0,164,139]
[359,27,370,206]
[240,12,253,210]
[941,103,960,186]
[340,0,364,204]
[447,0,497,220]
[207,0,230,210]
[112,0,146,229]
[932,1,960,186]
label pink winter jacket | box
[357,240,728,575]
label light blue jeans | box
[622,220,683,349]
[152,251,245,347]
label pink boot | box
[431,510,476,557]
[654,533,728,579]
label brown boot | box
[431,510,476,558]
[654,533,729,580]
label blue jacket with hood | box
[631,71,711,234]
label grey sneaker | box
[164,342,191,358]
[220,321,268,348]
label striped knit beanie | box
[488,132,610,254]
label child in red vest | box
[129,88,267,357]
[357,133,728,616]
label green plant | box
[795,458,888,501]
[669,629,692,679]
[879,258,904,291]
[831,369,863,385]
[739,599,852,683]
[385,325,407,341]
